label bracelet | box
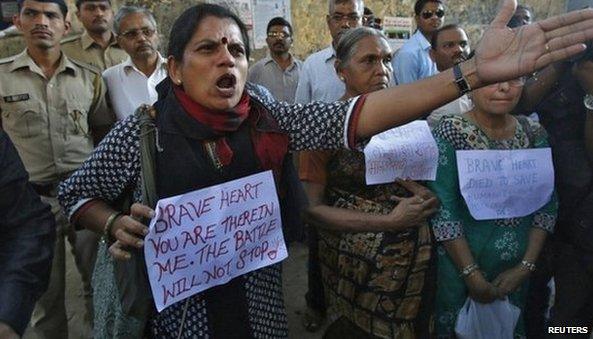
[104,212,123,243]
[459,263,479,277]
[453,64,472,95]
[520,260,536,272]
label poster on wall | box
[252,0,292,49]
[383,16,413,52]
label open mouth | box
[216,74,237,97]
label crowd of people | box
[2,0,593,338]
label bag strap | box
[136,104,159,208]
[115,105,159,322]
[135,105,193,338]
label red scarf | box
[173,86,288,173]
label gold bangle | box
[104,212,123,243]
[520,260,536,272]
[459,263,479,277]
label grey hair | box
[335,26,389,71]
[328,0,364,15]
[113,5,157,34]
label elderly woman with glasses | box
[427,77,558,337]
[299,27,439,338]
[58,1,593,337]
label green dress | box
[427,115,558,338]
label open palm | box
[474,0,593,84]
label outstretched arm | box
[355,0,593,140]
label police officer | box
[0,0,114,337]
[61,0,127,70]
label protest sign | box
[456,148,554,220]
[144,171,287,312]
[364,120,439,184]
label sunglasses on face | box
[267,31,290,39]
[121,28,156,40]
[421,9,445,19]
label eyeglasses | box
[330,13,361,23]
[267,31,290,39]
[508,78,526,87]
[486,78,526,88]
[420,9,445,19]
[121,28,156,40]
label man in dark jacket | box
[0,130,55,338]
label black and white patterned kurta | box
[58,83,361,338]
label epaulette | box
[68,57,102,75]
[0,54,17,65]
[60,34,82,45]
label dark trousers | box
[525,240,554,339]
[549,242,593,338]
[305,225,326,313]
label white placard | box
[364,120,439,184]
[456,148,554,220]
[144,171,288,312]
[252,0,292,49]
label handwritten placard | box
[144,171,287,312]
[364,120,439,184]
[456,148,554,220]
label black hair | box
[414,0,443,16]
[167,3,251,61]
[267,17,292,36]
[431,23,462,49]
[75,0,111,9]
[18,0,68,18]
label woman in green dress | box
[428,78,558,338]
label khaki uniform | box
[61,31,128,71]
[0,50,115,339]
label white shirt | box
[294,46,344,103]
[102,54,168,120]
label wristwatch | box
[453,64,472,95]
[584,94,593,110]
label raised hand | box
[474,0,593,85]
